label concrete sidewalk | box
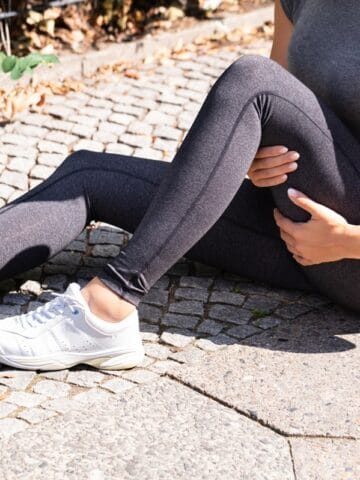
[0,21,358,480]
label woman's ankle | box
[80,276,136,323]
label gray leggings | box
[1,55,360,312]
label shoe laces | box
[17,292,86,329]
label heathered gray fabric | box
[1,55,360,312]
[0,134,313,294]
[281,0,360,140]
[98,55,360,311]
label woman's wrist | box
[343,224,360,260]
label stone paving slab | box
[0,377,294,480]
[168,307,360,439]
[290,438,359,480]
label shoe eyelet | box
[73,309,79,315]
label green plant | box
[1,1,59,79]
[0,51,59,80]
[232,284,243,294]
[251,308,272,319]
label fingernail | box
[288,188,300,197]
[279,146,288,153]
[290,152,300,160]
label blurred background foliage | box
[0,0,270,55]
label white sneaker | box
[0,282,144,371]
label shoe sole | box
[0,349,145,371]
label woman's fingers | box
[249,147,300,188]
[255,145,289,158]
[292,254,313,266]
[251,151,300,171]
[279,230,302,256]
[279,229,296,247]
[251,161,298,180]
[249,160,298,187]
[252,175,289,187]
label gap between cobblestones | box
[288,440,298,480]
[165,372,359,442]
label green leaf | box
[23,65,34,76]
[25,53,43,68]
[0,52,59,81]
[41,54,60,64]
[10,64,23,80]
[0,52,6,71]
[17,57,30,72]
[2,55,17,73]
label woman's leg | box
[0,149,311,291]
[93,54,360,312]
[0,158,91,283]
[0,147,313,370]
[79,150,312,292]
[0,152,156,282]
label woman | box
[0,0,359,371]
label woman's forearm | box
[344,224,360,259]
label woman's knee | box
[39,149,97,188]
[61,149,95,167]
[214,55,274,99]
[229,54,271,76]
[54,149,98,177]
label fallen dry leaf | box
[124,69,140,79]
[0,77,84,122]
[0,19,274,123]
[0,372,17,378]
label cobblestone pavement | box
[0,33,359,480]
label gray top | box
[280,0,360,140]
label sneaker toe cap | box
[0,331,24,357]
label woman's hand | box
[248,146,300,187]
[273,188,349,266]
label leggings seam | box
[140,89,360,275]
[269,93,360,173]
[141,92,262,272]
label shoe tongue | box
[65,282,90,311]
[65,282,135,334]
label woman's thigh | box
[187,179,313,292]
[198,54,360,310]
[245,59,360,311]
